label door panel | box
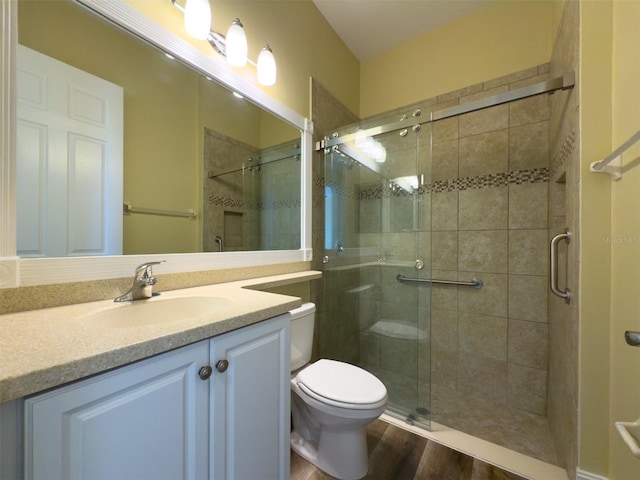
[16,44,123,257]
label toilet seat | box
[295,359,387,410]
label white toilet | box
[289,303,387,480]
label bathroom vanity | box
[0,271,320,479]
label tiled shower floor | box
[430,385,559,465]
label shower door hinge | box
[315,139,325,152]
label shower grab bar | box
[396,274,483,289]
[550,230,571,304]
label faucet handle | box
[135,261,165,275]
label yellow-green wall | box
[579,0,640,477]
[578,0,614,473]
[18,0,201,254]
[18,0,315,255]
[125,0,361,118]
[360,0,559,117]
[609,1,640,478]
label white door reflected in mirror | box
[17,45,123,257]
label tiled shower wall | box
[548,0,579,474]
[316,64,554,421]
[428,64,551,416]
[203,128,255,252]
[203,128,301,252]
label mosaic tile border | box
[208,194,300,211]
[353,168,549,200]
[430,167,549,193]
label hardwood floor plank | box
[367,422,428,479]
[415,440,474,480]
[291,419,528,480]
[470,460,527,480]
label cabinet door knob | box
[198,366,213,380]
[215,359,229,373]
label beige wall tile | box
[508,319,549,369]
[509,94,550,127]
[437,82,484,102]
[418,231,433,267]
[509,229,549,275]
[389,195,416,232]
[508,274,548,322]
[483,66,540,89]
[432,117,459,143]
[418,192,432,232]
[359,332,381,370]
[380,264,416,305]
[459,187,509,230]
[431,308,458,351]
[508,364,547,415]
[458,272,508,317]
[459,230,508,273]
[432,139,459,181]
[509,121,550,171]
[458,312,508,361]
[360,198,382,233]
[432,348,458,389]
[430,270,459,311]
[509,182,548,229]
[432,231,458,271]
[459,104,509,137]
[459,130,509,177]
[432,191,458,231]
[460,85,509,103]
[382,232,417,261]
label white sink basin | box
[79,296,230,328]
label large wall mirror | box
[0,0,312,287]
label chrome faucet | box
[114,261,165,302]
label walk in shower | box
[319,66,574,465]
[204,132,301,252]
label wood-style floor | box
[291,420,527,480]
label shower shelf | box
[590,129,640,181]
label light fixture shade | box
[257,45,276,86]
[184,0,211,40]
[226,18,248,67]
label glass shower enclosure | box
[321,115,432,427]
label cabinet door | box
[210,314,290,480]
[24,341,209,480]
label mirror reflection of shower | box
[203,130,301,253]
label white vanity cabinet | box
[23,314,290,480]
[210,314,290,480]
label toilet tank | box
[289,302,315,371]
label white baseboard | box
[576,469,608,480]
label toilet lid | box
[296,359,387,407]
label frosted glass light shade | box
[184,0,211,40]
[226,19,248,67]
[257,45,276,86]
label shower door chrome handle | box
[550,230,571,304]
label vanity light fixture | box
[171,0,276,86]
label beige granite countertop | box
[0,271,321,402]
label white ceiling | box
[312,0,491,61]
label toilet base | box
[290,427,369,480]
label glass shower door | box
[322,119,432,428]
